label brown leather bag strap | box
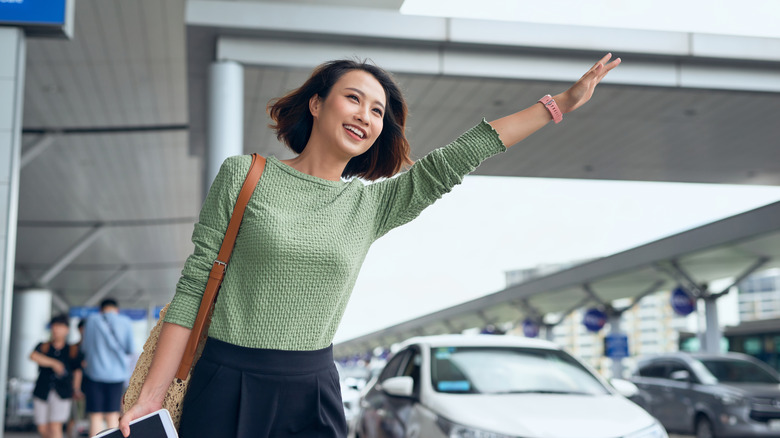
[175,154,266,380]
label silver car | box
[630,352,780,437]
[352,334,665,438]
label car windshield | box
[698,358,780,384]
[430,346,610,396]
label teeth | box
[345,125,364,138]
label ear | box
[309,94,321,119]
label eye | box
[373,108,384,117]
[347,94,359,102]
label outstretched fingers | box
[586,54,621,86]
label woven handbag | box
[122,154,265,428]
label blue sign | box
[69,306,99,320]
[604,333,629,358]
[0,0,67,26]
[583,308,607,332]
[0,0,73,38]
[522,318,540,338]
[670,286,696,316]
[69,307,147,321]
[121,309,148,321]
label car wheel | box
[696,416,715,438]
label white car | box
[352,334,666,438]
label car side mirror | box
[610,378,639,398]
[670,370,691,382]
[381,376,414,398]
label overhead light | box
[400,0,780,39]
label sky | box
[333,176,780,344]
[400,0,780,38]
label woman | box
[120,53,621,437]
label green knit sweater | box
[164,120,506,350]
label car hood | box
[427,393,655,437]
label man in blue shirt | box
[81,298,134,437]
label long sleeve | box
[123,317,134,354]
[370,119,506,239]
[164,155,251,329]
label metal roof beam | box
[20,134,56,169]
[217,36,780,93]
[37,224,104,286]
[50,291,70,314]
[627,280,668,310]
[189,0,780,63]
[713,256,771,299]
[83,266,129,307]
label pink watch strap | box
[538,95,563,124]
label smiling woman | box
[268,60,412,181]
[119,55,620,438]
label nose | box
[355,105,370,125]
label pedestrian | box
[81,299,134,437]
[29,314,84,438]
[66,319,87,438]
[120,53,621,437]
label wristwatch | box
[538,95,563,124]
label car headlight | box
[717,393,745,406]
[623,420,668,438]
[436,415,522,438]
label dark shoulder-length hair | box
[267,59,412,181]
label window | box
[430,346,609,395]
[400,348,422,397]
[699,358,779,384]
[378,349,411,383]
[666,361,697,382]
[638,363,666,378]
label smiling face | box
[309,69,386,160]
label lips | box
[343,124,366,140]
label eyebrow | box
[345,87,385,111]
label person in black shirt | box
[29,314,84,438]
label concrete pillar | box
[0,27,26,430]
[206,60,244,195]
[544,324,555,342]
[703,296,721,353]
[608,315,625,379]
[9,289,53,381]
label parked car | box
[352,334,665,438]
[630,352,780,437]
[337,361,373,435]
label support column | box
[608,314,626,379]
[703,296,721,353]
[206,60,244,196]
[0,27,25,431]
[9,289,52,381]
[544,324,555,342]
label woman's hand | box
[554,53,621,114]
[489,52,621,148]
[51,361,66,376]
[118,398,163,437]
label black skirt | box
[178,337,347,438]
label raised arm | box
[489,53,621,148]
